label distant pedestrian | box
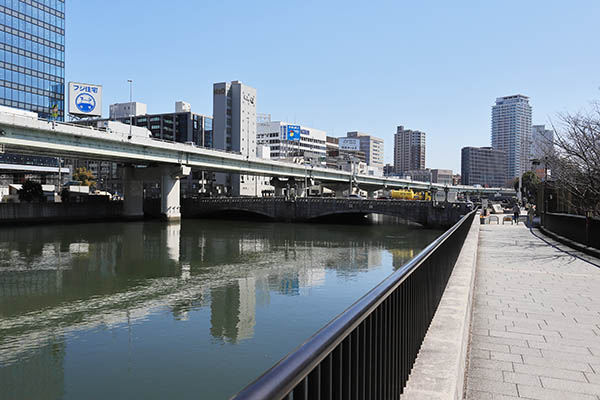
[527,205,535,227]
[512,204,520,225]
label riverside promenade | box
[466,220,600,399]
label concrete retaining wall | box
[401,212,480,399]
[0,202,124,224]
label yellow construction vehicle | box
[390,189,415,200]
[390,189,432,201]
[412,190,432,201]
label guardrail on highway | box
[232,209,477,399]
[0,109,515,195]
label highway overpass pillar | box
[123,166,144,219]
[161,165,191,221]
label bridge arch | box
[181,198,469,228]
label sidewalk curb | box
[538,226,600,259]
[401,212,481,399]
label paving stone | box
[526,341,594,355]
[585,372,600,384]
[466,377,518,396]
[467,366,504,381]
[470,357,514,372]
[471,341,511,353]
[470,349,491,360]
[465,389,493,400]
[538,349,600,364]
[502,371,540,386]
[491,395,526,400]
[490,351,523,363]
[513,363,588,381]
[540,376,600,395]
[473,335,529,347]
[508,345,542,357]
[488,329,547,343]
[518,383,598,399]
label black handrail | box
[232,209,477,399]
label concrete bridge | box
[178,197,472,228]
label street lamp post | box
[127,79,133,140]
[349,157,354,196]
[544,156,548,219]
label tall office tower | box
[461,147,508,188]
[0,1,66,186]
[491,95,532,179]
[213,80,257,196]
[0,1,65,119]
[394,125,426,175]
[345,131,385,173]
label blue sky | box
[66,1,600,172]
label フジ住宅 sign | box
[68,82,102,117]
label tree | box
[18,180,44,202]
[513,171,540,204]
[549,102,600,216]
[72,167,96,187]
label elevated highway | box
[0,108,514,219]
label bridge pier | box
[123,166,144,219]
[160,165,191,221]
[123,164,190,220]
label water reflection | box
[0,219,441,398]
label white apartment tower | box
[491,95,532,179]
[213,81,257,196]
[394,126,426,175]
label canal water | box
[0,218,442,399]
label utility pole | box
[304,161,308,197]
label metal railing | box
[232,209,477,400]
[543,212,600,250]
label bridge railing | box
[232,209,477,400]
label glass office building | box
[0,0,65,120]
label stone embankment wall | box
[0,202,124,224]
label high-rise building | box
[213,80,258,196]
[345,131,384,173]
[0,1,66,188]
[531,124,554,163]
[213,81,256,156]
[0,1,65,120]
[394,125,426,175]
[461,146,508,188]
[491,95,532,179]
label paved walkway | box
[465,217,600,400]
